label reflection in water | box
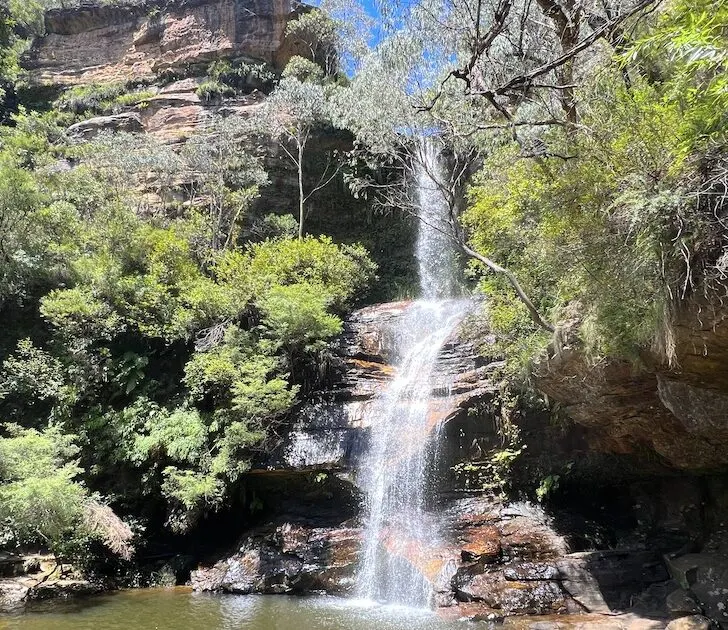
[0,589,463,630]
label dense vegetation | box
[0,1,377,565]
[0,0,725,574]
[336,0,727,377]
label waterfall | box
[415,139,460,301]
[356,140,467,607]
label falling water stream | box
[356,140,468,607]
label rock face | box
[534,300,728,470]
[267,301,497,472]
[25,0,294,86]
[194,303,690,625]
[191,521,360,595]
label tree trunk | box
[459,242,556,333]
[297,142,305,240]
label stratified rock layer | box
[269,301,498,472]
[191,521,360,595]
[535,299,728,470]
[25,0,294,86]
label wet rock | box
[0,579,29,611]
[262,301,495,474]
[667,589,702,617]
[191,522,361,595]
[500,613,668,630]
[26,580,103,601]
[0,576,103,612]
[454,570,567,615]
[505,563,561,582]
[666,616,714,630]
[461,525,502,563]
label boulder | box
[665,554,728,626]
[453,571,567,615]
[667,589,703,617]
[66,112,143,138]
[666,616,714,630]
[0,579,29,612]
[191,522,361,595]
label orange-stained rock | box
[461,525,502,563]
[24,0,296,87]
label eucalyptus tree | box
[181,115,268,254]
[333,32,556,331]
[331,0,664,332]
[255,76,340,240]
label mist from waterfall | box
[355,140,467,607]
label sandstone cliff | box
[535,298,728,471]
[25,0,295,87]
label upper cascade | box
[414,139,461,300]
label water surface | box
[0,589,465,630]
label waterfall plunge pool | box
[0,589,468,629]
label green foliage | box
[207,59,276,93]
[161,467,224,512]
[0,425,87,548]
[452,446,526,495]
[285,8,340,76]
[251,213,299,240]
[195,80,235,102]
[0,338,65,402]
[282,55,325,83]
[217,235,376,313]
[463,9,727,369]
[257,283,342,353]
[0,0,360,549]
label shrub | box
[195,80,235,102]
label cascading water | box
[356,140,468,607]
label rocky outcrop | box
[66,111,144,138]
[0,555,103,612]
[24,0,295,87]
[534,300,728,470]
[191,521,360,595]
[267,301,498,472]
[194,301,705,626]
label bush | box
[0,425,87,549]
[195,80,235,102]
[282,56,325,83]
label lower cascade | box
[356,140,466,606]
